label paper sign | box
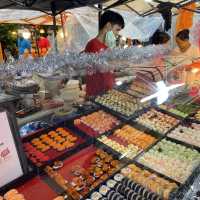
[0,111,23,188]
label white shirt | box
[169,45,200,66]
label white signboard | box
[0,111,23,188]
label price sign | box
[0,111,25,188]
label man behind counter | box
[85,10,125,97]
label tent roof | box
[0,0,108,13]
[104,0,200,16]
[0,0,199,17]
[0,9,66,25]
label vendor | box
[18,34,31,56]
[85,10,125,96]
[37,33,51,56]
[171,29,200,65]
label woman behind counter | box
[171,29,200,65]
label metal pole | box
[98,4,102,31]
[60,13,67,42]
[51,2,58,52]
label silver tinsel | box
[1,45,170,77]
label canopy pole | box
[51,2,58,53]
[98,4,102,31]
[60,13,67,42]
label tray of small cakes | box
[136,138,200,184]
[133,108,181,136]
[167,120,200,151]
[96,124,160,161]
[22,121,90,168]
[43,145,125,200]
[93,90,147,121]
[73,110,122,138]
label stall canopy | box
[0,9,63,25]
[0,0,200,16]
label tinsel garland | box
[0,45,170,78]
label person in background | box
[171,29,200,65]
[37,33,51,56]
[85,10,125,96]
[151,30,170,45]
[132,39,142,47]
[17,34,31,56]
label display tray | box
[73,110,122,137]
[167,120,200,151]
[189,108,200,123]
[120,162,180,200]
[93,90,144,121]
[174,165,200,200]
[0,172,64,200]
[17,176,58,200]
[16,107,41,118]
[132,107,181,136]
[97,123,161,161]
[22,122,90,168]
[158,98,200,119]
[137,137,200,184]
[45,145,124,199]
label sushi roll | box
[114,174,124,182]
[127,190,135,200]
[91,192,102,200]
[99,185,110,196]
[129,193,138,200]
[134,184,141,193]
[107,179,117,188]
[107,190,115,199]
[130,181,137,190]
[110,192,123,200]
[143,190,150,199]
[121,177,129,186]
[135,196,143,200]
[124,187,131,195]
[115,183,123,193]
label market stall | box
[1,1,200,200]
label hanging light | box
[11,31,17,36]
[22,30,31,39]
[60,32,64,39]
[191,68,200,74]
[39,29,45,34]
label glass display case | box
[1,64,200,200]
